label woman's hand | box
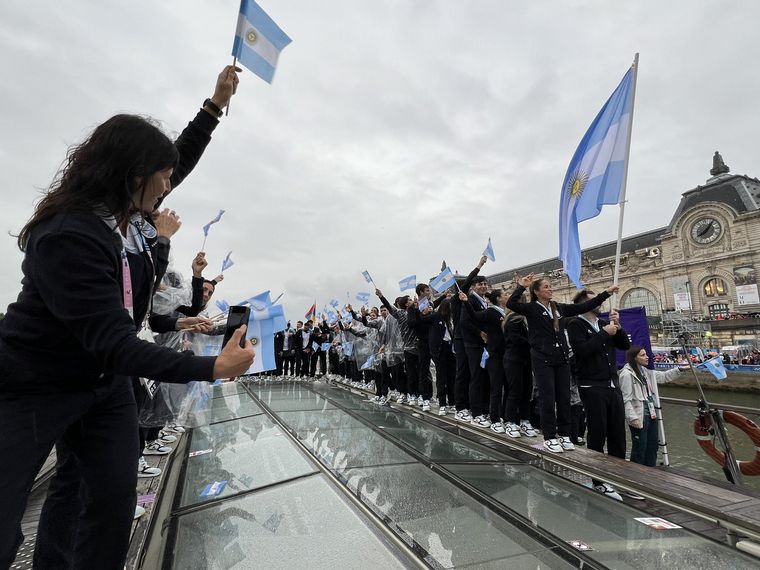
[514,272,534,288]
[213,325,254,379]
[177,316,214,333]
[630,419,643,429]
[152,208,181,239]
[458,291,468,302]
[209,65,242,110]
[606,284,620,296]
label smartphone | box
[222,305,251,348]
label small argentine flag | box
[203,209,225,236]
[221,251,234,272]
[430,267,456,293]
[699,356,728,381]
[482,237,495,262]
[232,0,292,84]
[399,274,416,292]
[356,292,371,304]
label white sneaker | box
[397,395,406,405]
[560,436,575,451]
[134,505,146,520]
[594,483,623,501]
[138,456,161,478]
[455,409,473,422]
[431,397,439,406]
[143,441,172,455]
[369,395,380,403]
[490,421,506,434]
[519,421,539,437]
[471,415,492,429]
[407,394,416,405]
[165,423,186,434]
[422,400,431,412]
[378,395,387,405]
[543,439,564,453]
[438,406,448,416]
[504,422,522,438]
[158,430,177,444]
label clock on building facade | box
[690,217,722,244]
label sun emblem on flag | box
[246,29,258,44]
[250,337,259,346]
[567,170,589,200]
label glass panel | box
[353,409,508,462]
[172,475,409,570]
[208,394,263,424]
[181,415,316,507]
[260,394,338,412]
[275,409,367,432]
[302,426,415,470]
[445,463,758,569]
[211,381,248,399]
[342,463,573,569]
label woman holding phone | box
[0,66,254,569]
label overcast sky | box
[2,0,759,321]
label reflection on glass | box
[275,409,367,433]
[211,381,248,399]
[445,463,757,569]
[173,475,409,570]
[342,463,573,569]
[259,393,337,412]
[181,415,316,507]
[208,393,263,424]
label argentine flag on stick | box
[221,251,234,272]
[699,356,728,381]
[203,210,225,237]
[483,237,495,262]
[399,275,416,292]
[430,267,456,293]
[559,57,638,288]
[232,0,292,84]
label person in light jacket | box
[619,345,685,466]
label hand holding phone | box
[222,305,251,348]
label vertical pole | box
[611,53,640,307]
[225,57,237,116]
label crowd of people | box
[270,258,686,501]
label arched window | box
[621,288,661,316]
[708,303,729,319]
[703,277,728,297]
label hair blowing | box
[17,114,179,251]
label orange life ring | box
[693,410,760,476]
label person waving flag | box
[232,0,292,84]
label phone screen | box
[222,305,251,348]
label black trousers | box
[532,359,572,440]
[390,360,406,394]
[416,341,433,400]
[296,351,310,377]
[403,351,419,396]
[275,350,283,375]
[579,386,626,459]
[485,350,505,423]
[453,338,470,412]
[310,350,326,376]
[433,342,456,406]
[503,357,532,424]
[466,345,487,418]
[282,351,295,376]
[0,379,139,570]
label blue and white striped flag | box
[329,299,340,308]
[356,292,370,304]
[418,297,430,311]
[360,354,376,370]
[342,342,353,357]
[483,237,495,262]
[430,267,456,293]
[361,270,374,284]
[232,0,292,84]
[215,299,230,313]
[221,251,234,272]
[559,63,636,288]
[203,209,225,236]
[321,342,331,352]
[399,274,416,292]
[699,356,728,381]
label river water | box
[657,385,760,492]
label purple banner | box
[601,306,653,369]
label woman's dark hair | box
[438,298,453,336]
[18,114,178,251]
[486,289,503,305]
[626,345,647,378]
[395,295,410,309]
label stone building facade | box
[488,154,760,347]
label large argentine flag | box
[559,66,636,288]
[232,0,292,84]
[243,304,286,374]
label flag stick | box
[201,234,208,252]
[611,52,640,308]
[225,57,237,117]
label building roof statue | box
[710,151,730,176]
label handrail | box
[659,396,760,416]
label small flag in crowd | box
[483,237,496,262]
[232,0,292,84]
[361,270,374,284]
[221,251,234,272]
[329,299,340,308]
[342,342,353,357]
[311,341,319,352]
[480,348,489,369]
[326,310,338,325]
[418,297,430,311]
[699,356,728,381]
[430,266,456,293]
[559,62,636,288]
[305,302,316,320]
[356,292,370,304]
[215,299,230,313]
[399,274,416,292]
[360,354,375,370]
[203,210,225,236]
[321,342,331,352]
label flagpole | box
[611,53,639,307]
[201,234,208,252]
[225,57,237,117]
